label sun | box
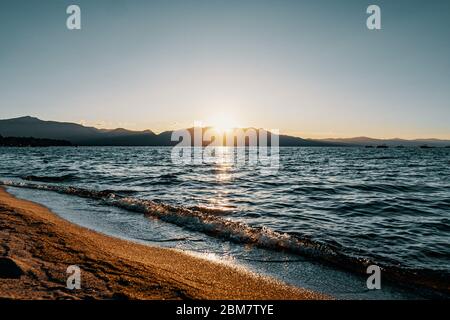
[207,113,239,133]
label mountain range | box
[0,116,449,147]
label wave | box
[187,205,234,215]
[135,236,203,243]
[136,173,182,186]
[1,179,448,297]
[21,174,77,183]
[291,183,443,196]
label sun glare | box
[207,113,240,133]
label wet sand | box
[0,187,328,300]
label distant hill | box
[1,117,448,147]
[320,136,450,147]
[0,116,158,146]
[0,135,72,147]
[0,116,338,147]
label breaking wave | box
[1,179,448,296]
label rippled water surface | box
[1,147,449,297]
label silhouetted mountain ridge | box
[1,116,449,147]
[0,116,337,146]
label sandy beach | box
[0,187,328,300]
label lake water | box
[1,146,449,299]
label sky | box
[0,0,449,139]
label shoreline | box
[0,187,328,300]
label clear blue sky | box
[0,0,449,138]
